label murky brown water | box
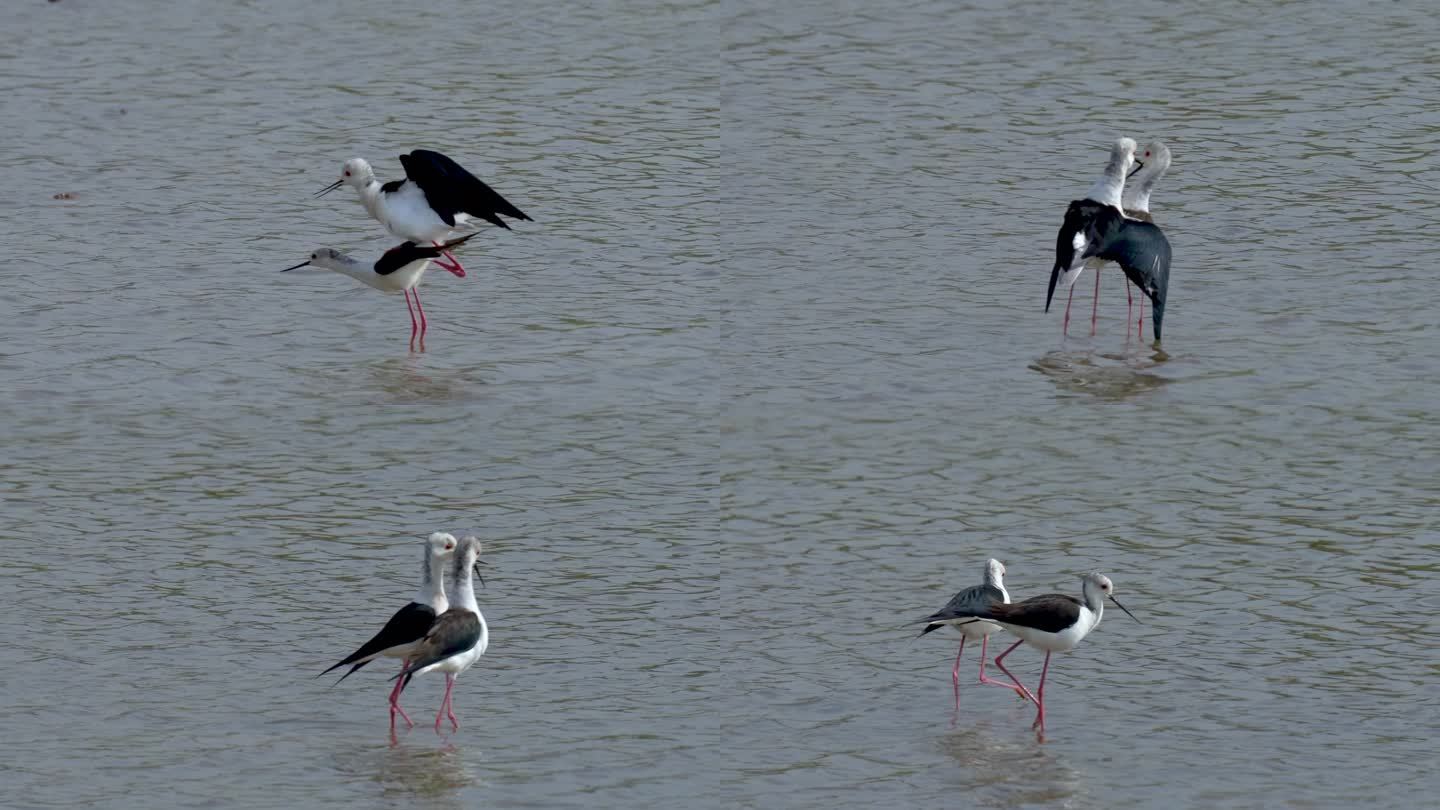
[2,1,1437,808]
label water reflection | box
[938,722,1090,807]
[1030,348,1172,399]
[333,737,480,806]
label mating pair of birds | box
[284,149,532,346]
[918,559,1137,733]
[1046,137,1173,342]
[320,533,489,733]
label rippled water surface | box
[3,1,1438,808]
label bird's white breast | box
[379,183,455,243]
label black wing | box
[1046,199,1115,312]
[1097,219,1171,341]
[979,594,1084,635]
[374,232,482,276]
[917,583,1005,636]
[390,608,483,680]
[399,149,532,229]
[319,601,437,682]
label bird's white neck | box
[450,554,481,614]
[354,177,385,221]
[1081,581,1106,627]
[985,567,1008,603]
[1123,164,1167,215]
[416,551,450,613]
[1123,186,1153,214]
[314,255,386,290]
[1085,157,1128,210]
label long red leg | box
[1138,297,1145,339]
[404,290,418,344]
[1125,280,1134,340]
[1062,285,1075,335]
[992,639,1039,706]
[1031,652,1052,730]
[389,659,414,729]
[950,636,966,709]
[435,673,457,733]
[412,288,428,338]
[1090,268,1101,336]
[978,635,1025,693]
[445,675,460,731]
[432,241,467,278]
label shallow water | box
[2,1,1438,808]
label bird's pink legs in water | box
[977,635,1026,694]
[404,290,419,343]
[434,672,460,733]
[1090,268,1101,336]
[431,241,467,278]
[1030,651,1053,731]
[992,638,1039,707]
[1062,284,1075,335]
[950,636,966,708]
[412,288,428,337]
[389,660,414,730]
[1125,280,1134,339]
[1138,297,1145,339]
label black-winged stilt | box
[392,535,488,734]
[315,149,532,278]
[319,532,458,731]
[917,558,1028,708]
[281,232,480,347]
[1118,141,1172,338]
[1045,138,1172,342]
[957,572,1138,733]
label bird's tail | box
[1045,259,1066,313]
[332,661,369,685]
[439,231,481,252]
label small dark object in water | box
[53,192,75,200]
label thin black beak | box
[315,179,344,198]
[473,561,485,588]
[1127,160,1144,179]
[280,260,310,272]
[1109,595,1140,623]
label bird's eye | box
[344,170,351,176]
[311,253,317,259]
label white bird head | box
[453,535,485,586]
[1124,140,1172,214]
[1112,137,1138,174]
[280,247,354,273]
[985,558,1007,584]
[1129,140,1171,178]
[315,158,375,197]
[1084,137,1138,209]
[427,532,459,558]
[1083,572,1139,621]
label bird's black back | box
[393,608,483,681]
[1095,219,1171,341]
[320,601,438,679]
[1046,199,1113,313]
[1047,198,1172,341]
[399,149,532,230]
[374,232,482,276]
[976,593,1084,635]
[917,582,1006,637]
